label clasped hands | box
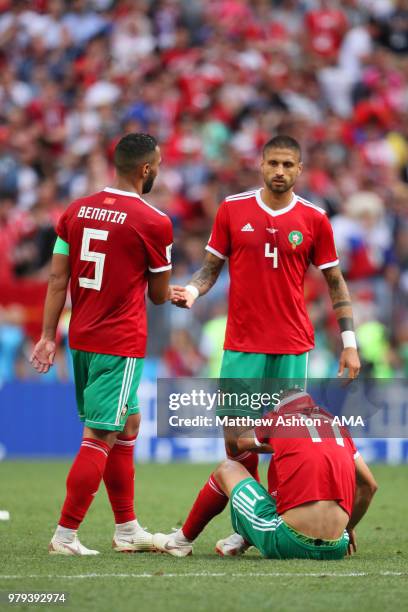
[168,285,197,309]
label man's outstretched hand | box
[30,339,56,374]
[168,285,198,309]
[338,347,360,379]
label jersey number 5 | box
[79,227,109,291]
[265,243,278,268]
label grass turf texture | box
[0,462,406,612]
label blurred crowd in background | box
[0,0,407,384]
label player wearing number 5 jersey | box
[161,135,360,557]
[30,133,173,556]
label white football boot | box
[112,520,155,553]
[153,529,193,558]
[49,530,99,556]
[215,533,250,556]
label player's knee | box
[214,459,236,486]
[87,427,118,448]
[123,413,141,438]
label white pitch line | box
[0,572,406,580]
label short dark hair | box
[114,133,158,175]
[263,135,301,159]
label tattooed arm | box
[322,265,361,379]
[170,252,225,308]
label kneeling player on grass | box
[154,392,377,559]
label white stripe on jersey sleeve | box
[205,245,227,260]
[148,264,172,273]
[318,259,339,270]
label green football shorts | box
[217,350,309,417]
[71,349,144,431]
[230,478,349,560]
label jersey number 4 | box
[79,227,109,291]
[265,243,278,268]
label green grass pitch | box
[0,462,407,612]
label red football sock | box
[103,434,137,524]
[182,474,228,541]
[229,450,260,482]
[59,438,110,530]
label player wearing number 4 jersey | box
[161,135,360,557]
[30,133,173,555]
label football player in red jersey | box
[157,135,361,557]
[155,392,377,560]
[212,391,377,560]
[31,133,173,555]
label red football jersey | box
[206,189,338,354]
[56,187,173,357]
[256,393,358,516]
[306,9,347,56]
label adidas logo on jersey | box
[241,223,254,232]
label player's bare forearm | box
[348,455,378,530]
[41,254,70,340]
[348,483,376,530]
[322,265,354,330]
[170,252,224,308]
[189,252,225,296]
[322,265,361,377]
[31,254,70,373]
[42,283,67,340]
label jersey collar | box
[255,188,297,217]
[278,391,313,409]
[104,186,142,199]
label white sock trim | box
[208,476,227,497]
[115,519,141,533]
[55,525,77,542]
[176,528,192,544]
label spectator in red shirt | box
[306,0,348,58]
